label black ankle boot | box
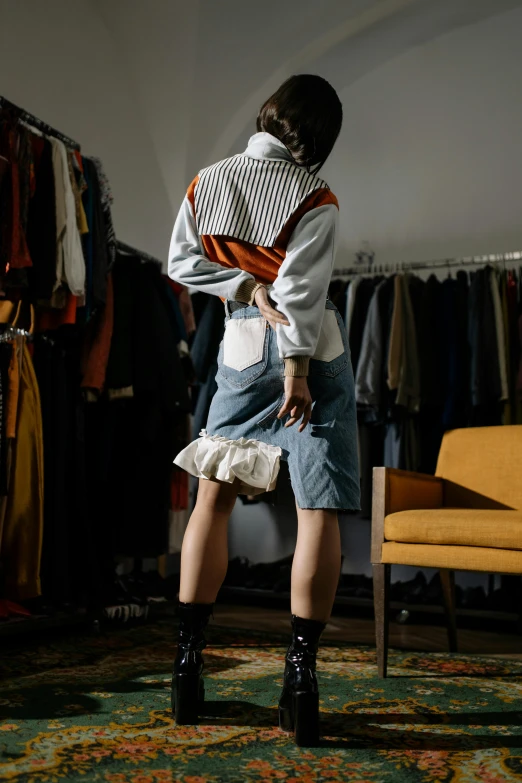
[278,615,326,746]
[172,601,213,724]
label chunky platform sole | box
[172,673,205,724]
[278,689,320,747]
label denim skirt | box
[175,299,360,510]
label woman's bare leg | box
[179,478,239,603]
[291,507,341,622]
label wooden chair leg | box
[440,568,458,652]
[373,563,391,677]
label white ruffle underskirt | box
[174,429,282,495]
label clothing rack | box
[116,240,162,267]
[0,95,81,151]
[334,250,522,277]
[0,97,180,637]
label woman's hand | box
[254,286,290,332]
[254,287,310,431]
[278,376,313,433]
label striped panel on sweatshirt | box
[194,154,329,248]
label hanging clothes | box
[33,329,89,606]
[395,274,420,413]
[50,138,86,298]
[518,310,522,401]
[489,267,509,402]
[355,280,387,412]
[81,272,114,397]
[469,267,502,425]
[332,262,522,514]
[165,278,197,338]
[354,277,394,515]
[349,277,379,377]
[448,271,470,430]
[328,278,348,313]
[506,270,522,423]
[383,275,421,473]
[345,275,361,339]
[27,136,57,299]
[0,152,8,188]
[68,153,89,237]
[6,339,21,439]
[0,344,44,601]
[0,342,11,494]
[89,255,191,558]
[0,116,33,276]
[36,293,78,331]
[105,258,134,398]
[387,275,403,393]
[190,292,226,442]
[17,127,33,236]
[355,276,396,421]
[89,157,116,271]
[0,99,198,613]
[81,158,109,311]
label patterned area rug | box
[1,616,522,782]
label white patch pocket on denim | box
[223,317,267,371]
[312,310,345,362]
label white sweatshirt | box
[168,132,339,374]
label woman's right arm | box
[168,194,258,302]
[269,201,339,376]
[271,201,339,431]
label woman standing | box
[168,74,360,746]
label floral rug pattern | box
[1,617,522,782]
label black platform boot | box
[278,615,326,747]
[172,602,213,724]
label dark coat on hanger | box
[190,293,225,441]
[93,255,191,557]
[469,267,502,411]
[350,277,381,376]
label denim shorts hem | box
[297,505,362,513]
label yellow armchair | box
[372,425,522,676]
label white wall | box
[1,0,406,263]
[322,4,522,267]
[0,0,192,261]
[90,0,199,215]
[3,0,520,267]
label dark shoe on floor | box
[278,615,326,747]
[172,602,213,725]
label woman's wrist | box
[235,278,264,306]
[284,356,310,377]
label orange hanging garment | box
[0,344,44,600]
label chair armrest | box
[371,468,444,563]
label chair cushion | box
[381,542,522,574]
[385,509,522,550]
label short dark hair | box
[256,75,343,174]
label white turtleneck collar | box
[244,132,295,164]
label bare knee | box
[297,508,339,527]
[195,477,238,517]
